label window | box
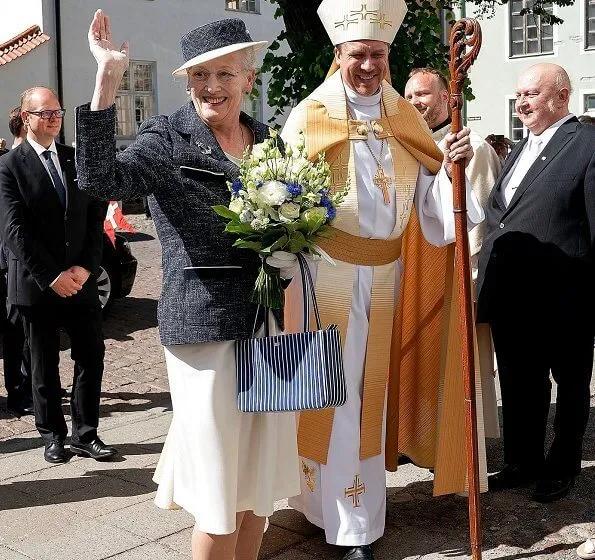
[115,61,156,138]
[509,99,525,141]
[242,82,263,121]
[226,0,259,13]
[509,0,553,56]
[587,0,595,49]
[585,93,595,113]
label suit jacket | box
[0,141,106,306]
[476,117,595,324]
[74,101,280,346]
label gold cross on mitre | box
[374,166,392,205]
[345,474,366,507]
[350,4,378,20]
[318,0,407,48]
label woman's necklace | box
[239,124,246,153]
[346,101,393,205]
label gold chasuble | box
[282,71,487,496]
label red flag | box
[104,201,136,246]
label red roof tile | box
[0,25,50,66]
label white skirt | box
[153,335,300,535]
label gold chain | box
[345,102,393,205]
[345,104,386,166]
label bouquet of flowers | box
[213,130,349,309]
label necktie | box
[42,150,66,208]
[503,136,543,205]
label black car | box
[98,232,138,313]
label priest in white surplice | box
[280,0,488,559]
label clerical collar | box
[431,116,451,133]
[343,81,382,107]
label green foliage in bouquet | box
[213,130,349,309]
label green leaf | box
[313,225,334,239]
[261,234,289,254]
[288,230,308,253]
[233,240,263,250]
[225,222,255,234]
[212,205,239,220]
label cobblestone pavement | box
[0,212,168,442]
[0,210,594,559]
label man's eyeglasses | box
[26,109,66,119]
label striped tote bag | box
[236,254,347,412]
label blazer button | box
[65,241,70,247]
[499,222,505,229]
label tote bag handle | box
[253,252,323,337]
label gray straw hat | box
[172,19,267,77]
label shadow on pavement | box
[1,465,157,511]
[103,297,158,340]
[96,391,172,416]
[119,231,155,243]
[54,297,158,350]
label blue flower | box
[285,182,302,196]
[231,180,243,197]
[320,196,336,222]
[257,181,264,189]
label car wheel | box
[97,264,114,313]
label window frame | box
[509,0,554,58]
[225,0,260,14]
[586,0,595,49]
[508,98,526,142]
[583,92,595,114]
[115,60,157,140]
[242,80,263,122]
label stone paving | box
[0,210,594,559]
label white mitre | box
[317,0,407,45]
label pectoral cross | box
[374,166,392,205]
[345,474,366,507]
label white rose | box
[289,157,310,178]
[279,202,300,221]
[251,143,267,160]
[301,207,328,223]
[257,180,288,207]
[229,198,244,214]
[252,164,271,181]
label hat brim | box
[172,41,268,77]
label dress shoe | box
[6,400,33,418]
[44,440,68,464]
[531,476,574,503]
[70,437,117,461]
[488,465,536,491]
[21,398,34,415]
[342,545,374,560]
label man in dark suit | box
[0,86,116,463]
[1,105,33,418]
[477,63,595,503]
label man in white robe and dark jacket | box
[280,1,489,559]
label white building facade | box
[0,0,285,146]
[462,0,595,140]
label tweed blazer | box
[75,101,281,345]
[476,117,595,324]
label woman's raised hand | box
[88,9,129,110]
